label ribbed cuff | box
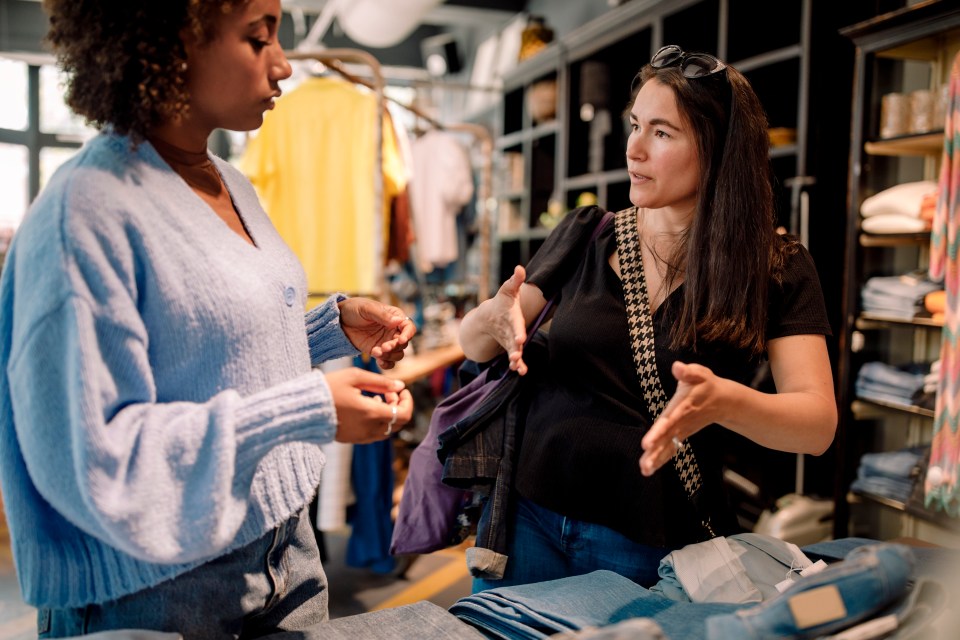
[232,371,337,481]
[305,294,360,366]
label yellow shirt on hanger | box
[240,76,406,302]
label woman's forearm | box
[716,378,837,455]
[459,298,508,363]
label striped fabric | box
[926,51,960,516]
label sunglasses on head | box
[650,45,726,78]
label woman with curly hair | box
[0,0,417,636]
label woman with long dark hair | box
[459,45,836,592]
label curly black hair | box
[42,0,246,141]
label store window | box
[40,65,95,140]
[0,57,94,238]
[39,146,77,191]
[0,143,28,230]
[0,59,28,131]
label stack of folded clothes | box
[859,180,938,234]
[446,538,954,640]
[860,272,942,320]
[855,361,930,408]
[850,446,927,504]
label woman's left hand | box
[639,361,730,476]
[338,298,417,369]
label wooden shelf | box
[851,397,935,419]
[859,232,929,247]
[382,344,465,386]
[864,132,943,157]
[848,490,959,531]
[857,312,944,329]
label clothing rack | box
[389,105,494,303]
[283,49,494,304]
[284,48,388,301]
[445,122,493,302]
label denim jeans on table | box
[40,508,327,639]
[454,569,742,640]
[472,496,674,593]
[260,602,486,640]
[705,543,914,639]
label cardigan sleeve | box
[305,295,361,366]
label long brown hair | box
[43,0,247,141]
[630,63,796,355]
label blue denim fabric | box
[472,496,673,593]
[651,533,813,604]
[705,543,914,639]
[802,538,956,583]
[817,578,949,640]
[261,602,486,640]
[451,570,741,640]
[553,619,667,640]
[849,447,925,502]
[39,509,327,638]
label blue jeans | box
[472,496,674,593]
[262,602,486,640]
[38,508,327,638]
[453,569,741,640]
[705,543,914,639]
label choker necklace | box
[148,136,224,197]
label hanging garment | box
[345,355,397,574]
[408,130,474,273]
[240,76,406,297]
[926,51,960,516]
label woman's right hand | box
[324,368,413,444]
[486,265,531,375]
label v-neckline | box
[147,138,260,250]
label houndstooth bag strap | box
[614,207,716,539]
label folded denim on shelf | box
[850,476,916,503]
[854,384,919,407]
[857,448,926,480]
[855,362,927,406]
[704,543,914,640]
[862,274,940,300]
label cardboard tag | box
[787,585,848,629]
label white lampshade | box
[337,0,443,48]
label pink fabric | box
[926,51,960,516]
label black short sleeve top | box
[515,206,832,547]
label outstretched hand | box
[338,298,417,369]
[325,368,414,444]
[639,361,730,476]
[488,265,531,375]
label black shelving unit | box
[835,0,960,542]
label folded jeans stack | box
[449,542,921,640]
[855,361,928,407]
[860,273,941,320]
[849,446,927,504]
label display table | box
[382,343,465,386]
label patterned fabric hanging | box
[926,50,960,516]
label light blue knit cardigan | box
[0,133,359,607]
